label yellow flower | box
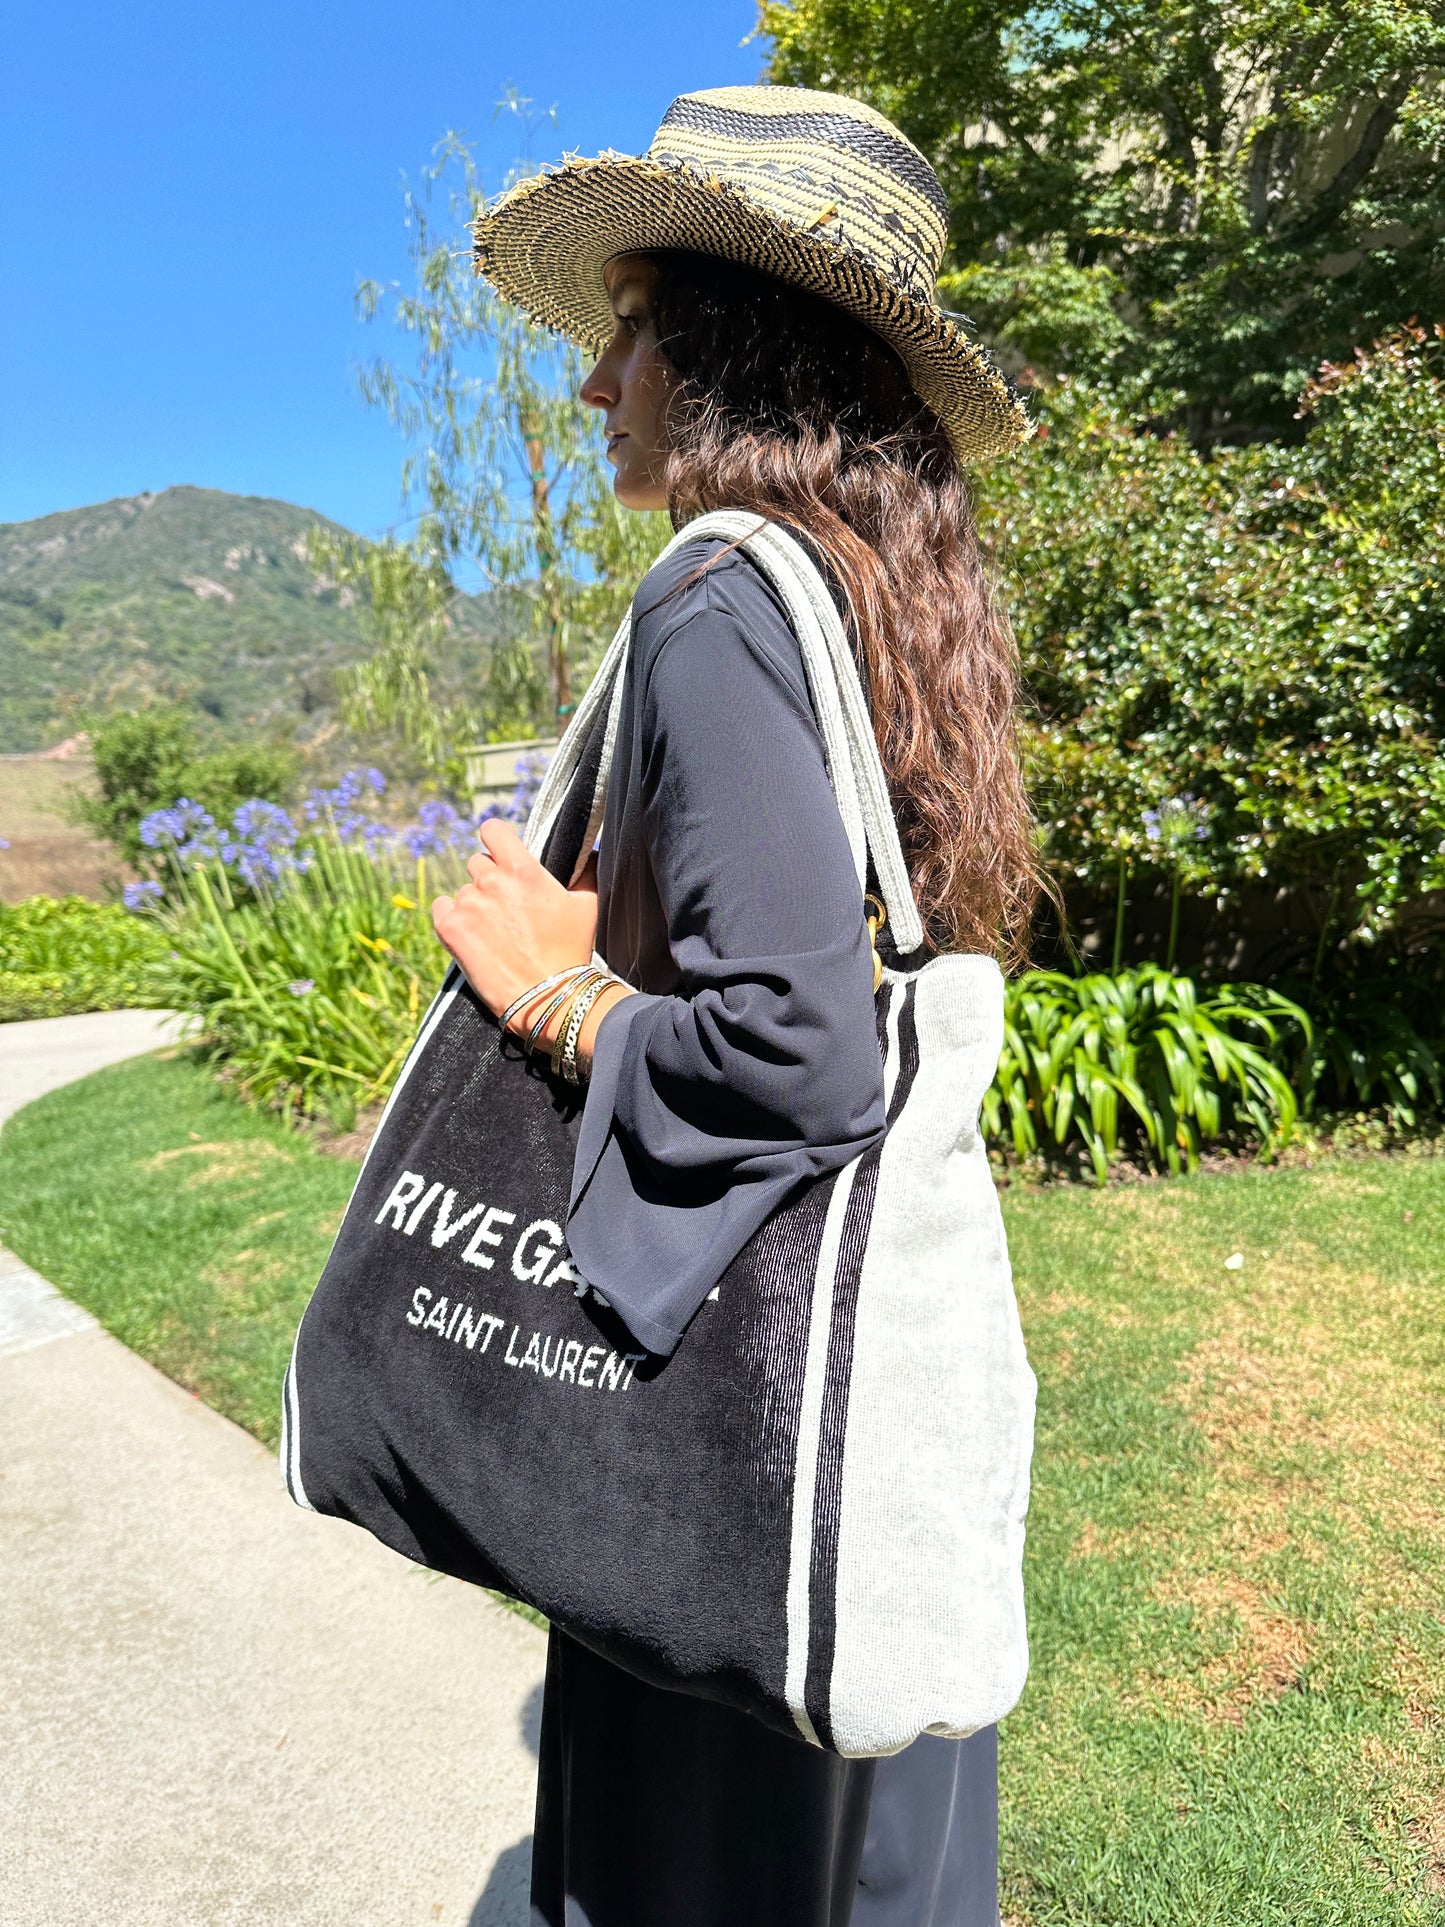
[391,893,417,910]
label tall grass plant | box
[134,767,538,1122]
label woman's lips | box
[606,431,628,457]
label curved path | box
[0,1011,545,1925]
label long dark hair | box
[648,251,1040,965]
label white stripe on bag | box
[282,1349,313,1509]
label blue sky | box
[1,0,763,536]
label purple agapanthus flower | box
[302,767,388,826]
[482,750,549,827]
[361,821,397,858]
[510,751,548,821]
[123,879,163,909]
[231,799,300,845]
[222,798,305,889]
[401,797,473,857]
[1145,795,1209,850]
[138,798,220,858]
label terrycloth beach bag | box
[282,512,1036,1757]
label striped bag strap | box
[523,510,926,957]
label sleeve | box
[564,580,887,1357]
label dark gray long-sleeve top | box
[565,535,887,1357]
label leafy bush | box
[767,0,1445,441]
[71,705,298,868]
[1293,972,1444,1132]
[0,895,169,1021]
[978,325,1445,951]
[985,965,1306,1182]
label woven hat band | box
[647,89,948,304]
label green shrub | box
[71,705,297,868]
[986,965,1306,1182]
[0,895,170,1021]
[1294,971,1444,1132]
[978,324,1445,951]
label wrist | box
[574,981,633,1078]
[498,963,596,1047]
[497,965,633,1076]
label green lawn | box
[0,1051,356,1443]
[1000,1160,1445,1924]
[1,1052,1441,1923]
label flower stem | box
[1111,856,1127,974]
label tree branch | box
[1199,45,1225,158]
[1282,80,1411,248]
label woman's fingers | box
[430,822,596,1022]
[433,881,482,926]
[477,816,527,868]
[436,880,484,925]
[430,895,457,951]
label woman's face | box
[580,254,675,511]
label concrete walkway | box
[0,1011,546,1924]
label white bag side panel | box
[827,954,1036,1757]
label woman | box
[436,85,1039,1927]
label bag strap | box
[523,510,926,957]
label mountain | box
[0,486,498,753]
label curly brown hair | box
[647,250,1041,966]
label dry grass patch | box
[1147,1570,1312,1722]
[199,1248,290,1302]
[1174,1255,1445,1548]
[143,1138,289,1186]
[1115,1239,1445,1716]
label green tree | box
[349,109,668,764]
[71,706,297,869]
[306,533,479,788]
[764,0,1445,439]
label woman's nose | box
[580,351,619,411]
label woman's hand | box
[432,819,599,1026]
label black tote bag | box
[282,514,1035,1757]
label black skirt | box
[530,1631,999,1927]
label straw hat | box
[472,85,1029,463]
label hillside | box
[0,486,498,753]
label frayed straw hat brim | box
[473,152,1029,464]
